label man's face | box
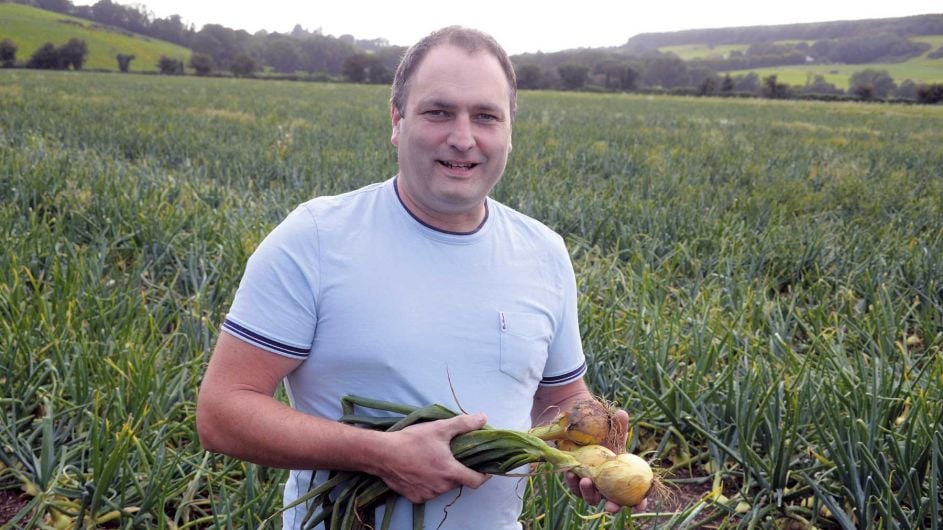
[391,44,513,230]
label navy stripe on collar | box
[393,177,488,236]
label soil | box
[0,489,30,528]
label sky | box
[81,1,943,55]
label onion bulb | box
[530,397,619,447]
[572,452,654,507]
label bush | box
[1,38,16,67]
[158,56,184,75]
[58,38,88,70]
[27,42,61,69]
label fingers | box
[569,475,649,513]
[607,409,630,452]
[380,413,490,502]
[578,477,602,506]
[437,413,490,488]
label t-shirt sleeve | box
[222,205,320,359]
[540,239,586,386]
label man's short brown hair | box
[391,26,518,119]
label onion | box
[573,452,654,507]
[530,397,619,447]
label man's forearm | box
[197,385,389,474]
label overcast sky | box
[78,1,943,55]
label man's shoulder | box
[488,198,565,247]
[299,180,388,215]
[289,179,391,230]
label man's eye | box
[476,114,499,122]
[425,110,449,118]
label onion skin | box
[530,398,614,446]
[573,452,654,507]
[567,444,616,467]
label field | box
[1,69,942,529]
[0,3,190,72]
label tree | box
[595,61,639,91]
[734,72,760,94]
[342,53,370,83]
[515,64,543,90]
[116,53,134,72]
[720,74,735,93]
[801,75,842,96]
[762,75,790,99]
[688,65,717,95]
[230,52,257,77]
[263,36,301,74]
[557,63,588,90]
[642,56,688,89]
[36,0,72,13]
[895,79,918,100]
[849,69,896,99]
[0,39,16,68]
[58,38,88,70]
[189,53,213,75]
[27,43,61,69]
[342,53,391,84]
[916,83,943,104]
[191,24,250,70]
[158,56,184,75]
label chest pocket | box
[498,311,552,384]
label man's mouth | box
[438,160,477,170]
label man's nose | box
[447,114,475,151]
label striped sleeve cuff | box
[221,318,311,359]
[539,361,587,387]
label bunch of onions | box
[266,395,656,530]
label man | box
[196,26,643,529]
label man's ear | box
[391,104,402,146]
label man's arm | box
[532,378,647,512]
[196,332,489,503]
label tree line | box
[3,0,942,104]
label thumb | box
[441,413,487,438]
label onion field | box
[1,69,942,529]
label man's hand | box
[372,413,490,504]
[563,409,649,512]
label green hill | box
[663,36,943,88]
[626,14,943,87]
[0,3,190,72]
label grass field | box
[1,69,942,529]
[0,3,190,72]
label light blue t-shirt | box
[223,178,586,529]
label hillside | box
[624,14,943,50]
[616,14,943,87]
[0,3,189,72]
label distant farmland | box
[661,35,943,88]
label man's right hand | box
[371,413,491,504]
